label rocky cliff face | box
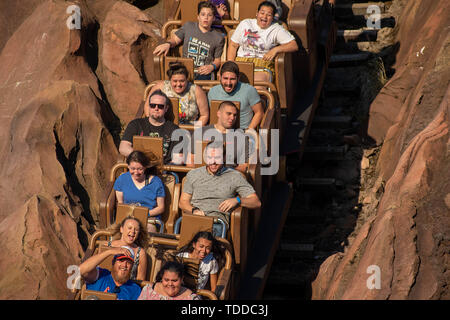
[0,0,170,299]
[312,0,449,299]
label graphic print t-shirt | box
[175,22,224,68]
[231,18,295,59]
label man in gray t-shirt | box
[208,61,264,129]
[179,141,261,237]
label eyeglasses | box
[149,103,166,110]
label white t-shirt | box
[178,252,219,290]
[231,18,295,59]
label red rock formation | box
[0,1,118,299]
[95,1,163,124]
[312,0,449,299]
[0,0,171,299]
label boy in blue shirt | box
[79,246,141,300]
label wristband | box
[236,196,241,205]
[211,63,217,71]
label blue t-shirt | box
[113,172,165,217]
[207,82,261,129]
[86,268,141,300]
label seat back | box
[81,287,117,300]
[163,56,195,82]
[132,136,164,166]
[179,0,237,23]
[160,173,176,227]
[233,0,258,21]
[179,0,202,24]
[177,213,214,250]
[97,244,114,271]
[115,204,149,230]
[209,100,240,127]
[234,60,254,85]
[165,97,180,125]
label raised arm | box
[79,247,131,283]
[195,85,209,126]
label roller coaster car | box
[98,160,181,234]
[154,1,294,110]
[134,82,274,245]
[74,214,234,300]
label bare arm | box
[179,192,206,215]
[79,247,131,283]
[227,40,239,61]
[149,197,165,217]
[115,190,124,204]
[263,40,298,61]
[195,85,209,126]
[218,192,261,212]
[248,102,264,130]
[119,140,133,158]
[210,273,218,292]
[197,57,221,76]
[136,250,148,281]
[153,34,182,56]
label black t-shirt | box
[122,118,179,163]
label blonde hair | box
[107,215,149,249]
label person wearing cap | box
[79,246,141,300]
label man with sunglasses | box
[119,90,182,164]
[79,246,141,300]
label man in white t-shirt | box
[227,1,298,84]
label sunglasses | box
[149,103,166,110]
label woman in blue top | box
[114,151,165,232]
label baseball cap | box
[112,245,135,264]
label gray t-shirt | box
[183,166,256,226]
[175,22,225,68]
[207,82,261,129]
